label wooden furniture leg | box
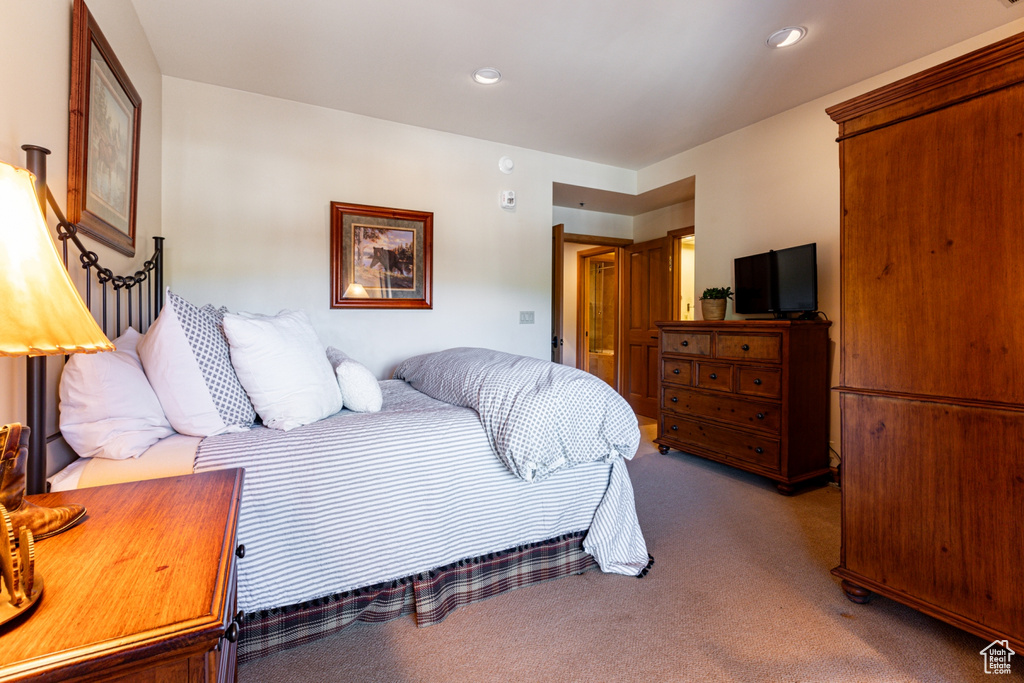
[775,482,796,496]
[841,580,873,604]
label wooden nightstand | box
[0,469,244,682]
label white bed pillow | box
[325,347,383,413]
[59,328,175,460]
[137,289,256,436]
[223,310,343,430]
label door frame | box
[668,225,695,320]
[576,246,619,388]
[551,224,565,363]
[551,226,632,369]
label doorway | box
[670,226,696,320]
[577,247,618,388]
[551,226,631,377]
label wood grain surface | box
[830,28,1024,653]
[0,469,243,682]
[655,320,832,492]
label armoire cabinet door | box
[841,393,1024,639]
[841,83,1024,405]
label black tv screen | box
[733,252,773,314]
[734,243,817,315]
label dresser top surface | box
[656,319,831,329]
[0,468,243,681]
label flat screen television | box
[734,243,817,316]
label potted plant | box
[700,287,732,321]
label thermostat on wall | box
[500,190,516,209]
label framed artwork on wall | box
[330,202,433,309]
[68,0,142,257]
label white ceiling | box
[131,0,1024,170]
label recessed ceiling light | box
[472,67,502,85]
[766,26,807,48]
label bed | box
[53,374,649,661]
[31,184,652,662]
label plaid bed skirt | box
[238,530,599,662]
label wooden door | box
[551,224,564,363]
[621,237,672,417]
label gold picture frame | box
[330,202,433,309]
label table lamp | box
[0,157,111,540]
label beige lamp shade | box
[343,283,370,299]
[0,161,113,356]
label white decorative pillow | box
[326,347,383,413]
[137,289,256,436]
[59,328,175,460]
[223,310,343,430]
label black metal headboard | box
[49,193,164,338]
[22,145,165,493]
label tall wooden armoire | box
[828,33,1024,650]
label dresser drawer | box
[695,362,733,392]
[737,366,782,398]
[660,416,780,471]
[663,359,693,385]
[662,387,780,434]
[663,331,711,356]
[717,333,781,362]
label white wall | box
[552,206,633,239]
[633,200,694,243]
[560,243,589,368]
[161,78,635,378]
[0,0,162,429]
[637,17,1024,458]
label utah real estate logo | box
[980,640,1015,675]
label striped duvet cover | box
[194,380,648,614]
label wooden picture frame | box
[330,202,433,309]
[68,0,142,257]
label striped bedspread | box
[194,380,648,614]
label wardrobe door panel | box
[842,84,1024,405]
[842,394,1024,638]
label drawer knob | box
[742,344,750,351]
[709,373,717,380]
[755,447,764,454]
[681,340,689,347]
[225,621,240,643]
[756,412,765,420]
[236,610,245,623]
[671,425,678,431]
[671,397,678,403]
[236,544,246,559]
[753,378,762,386]
[673,368,680,375]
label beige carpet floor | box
[239,419,1011,682]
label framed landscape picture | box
[330,202,433,309]
[68,0,142,257]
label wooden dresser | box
[0,469,244,682]
[655,320,831,494]
[828,33,1024,651]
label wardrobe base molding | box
[833,567,1022,653]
